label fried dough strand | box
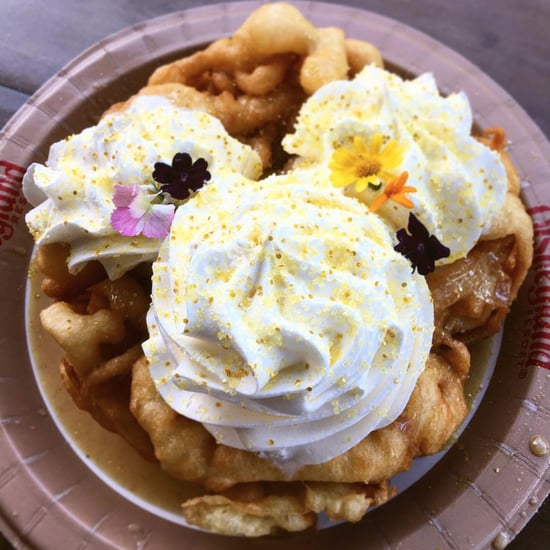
[148,3,381,95]
[39,272,155,460]
[181,485,316,536]
[130,357,216,482]
[59,348,154,460]
[181,479,394,536]
[36,242,105,299]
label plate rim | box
[0,1,549,548]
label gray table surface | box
[0,0,548,548]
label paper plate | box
[1,2,549,548]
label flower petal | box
[392,195,415,208]
[368,133,384,155]
[141,204,175,239]
[408,211,430,239]
[129,189,155,218]
[329,149,358,188]
[369,193,388,212]
[356,175,379,192]
[330,172,355,188]
[379,139,402,168]
[111,205,143,237]
[152,162,176,184]
[112,184,138,208]
[111,184,174,239]
[352,135,369,156]
[330,148,356,168]
[355,179,369,192]
[172,152,193,173]
[187,159,211,191]
[191,157,208,173]
[154,152,210,200]
[394,213,450,275]
[330,134,407,194]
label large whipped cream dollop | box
[283,65,507,263]
[144,171,434,472]
[23,96,262,279]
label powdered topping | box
[23,96,262,279]
[283,65,507,264]
[144,171,433,472]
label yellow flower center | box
[356,159,382,178]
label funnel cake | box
[24,2,533,537]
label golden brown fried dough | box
[130,353,466,495]
[39,271,154,459]
[60,348,154,460]
[130,357,216,482]
[36,243,106,299]
[180,479,394,536]
[181,489,315,537]
[304,480,395,523]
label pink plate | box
[1,2,549,548]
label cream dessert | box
[23,68,508,473]
[143,170,434,472]
[21,2,534,534]
[283,65,508,263]
[23,96,262,279]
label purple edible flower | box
[153,152,211,200]
[394,212,450,275]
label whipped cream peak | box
[283,65,508,264]
[144,171,434,472]
[23,95,262,279]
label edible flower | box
[110,184,175,239]
[111,152,211,239]
[394,212,450,275]
[369,171,416,212]
[329,133,403,192]
[153,152,211,199]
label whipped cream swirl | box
[144,171,434,472]
[283,65,507,263]
[23,96,262,279]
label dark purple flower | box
[394,212,450,275]
[152,152,211,200]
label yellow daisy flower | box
[329,134,404,192]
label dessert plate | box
[1,2,549,548]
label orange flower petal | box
[369,194,388,212]
[392,195,415,208]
